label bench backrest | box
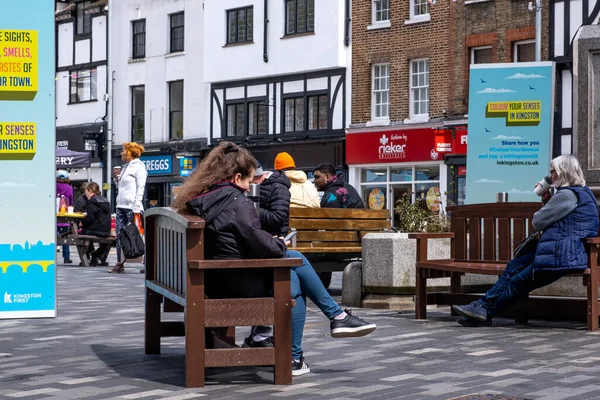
[289,208,390,248]
[145,208,205,299]
[447,202,540,263]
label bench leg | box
[587,275,599,331]
[145,289,162,354]
[273,268,292,385]
[186,268,205,388]
[77,243,90,267]
[415,269,427,319]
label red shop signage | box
[347,128,443,164]
[452,129,468,155]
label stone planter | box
[362,232,496,295]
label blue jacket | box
[533,186,599,272]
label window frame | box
[69,68,97,104]
[372,63,390,121]
[470,45,493,64]
[132,19,146,59]
[75,1,92,35]
[410,0,430,19]
[248,99,269,136]
[169,80,184,140]
[284,0,315,36]
[372,0,390,23]
[409,58,429,120]
[170,12,185,53]
[131,85,145,143]
[226,6,254,44]
[513,40,535,62]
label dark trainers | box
[242,336,274,348]
[452,301,488,322]
[457,316,492,327]
[292,355,310,376]
[330,309,377,338]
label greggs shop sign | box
[346,128,467,164]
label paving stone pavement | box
[1,252,600,399]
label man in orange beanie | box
[274,152,320,208]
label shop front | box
[346,127,466,227]
[140,154,199,209]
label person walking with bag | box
[110,142,147,274]
[452,155,599,327]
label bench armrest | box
[407,233,455,239]
[188,258,303,270]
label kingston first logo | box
[378,134,406,159]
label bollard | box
[496,192,508,202]
[246,183,260,211]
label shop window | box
[170,12,185,53]
[169,80,184,140]
[359,165,441,228]
[69,68,97,103]
[514,40,535,62]
[471,46,492,64]
[409,59,429,119]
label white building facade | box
[110,0,207,208]
[55,0,108,187]
[204,0,352,172]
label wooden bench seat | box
[410,202,600,331]
[56,234,115,266]
[144,207,301,387]
[288,208,390,286]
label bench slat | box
[289,246,362,253]
[188,258,303,270]
[417,260,507,275]
[290,218,390,231]
[296,241,360,248]
[290,208,389,219]
[205,298,275,327]
[146,280,186,306]
[205,348,275,367]
[296,230,361,242]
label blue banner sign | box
[0,0,57,318]
[141,155,172,176]
[179,157,197,177]
[465,62,555,204]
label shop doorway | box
[146,183,164,209]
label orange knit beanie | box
[274,152,296,170]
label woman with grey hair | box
[453,154,598,327]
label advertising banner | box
[0,1,56,318]
[465,62,555,204]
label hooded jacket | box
[284,170,320,208]
[533,186,599,272]
[259,171,292,236]
[56,182,74,227]
[116,158,148,213]
[82,194,111,237]
[186,182,287,298]
[321,173,365,209]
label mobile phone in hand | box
[284,230,297,242]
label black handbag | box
[513,231,539,258]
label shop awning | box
[56,147,91,169]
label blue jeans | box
[480,251,566,318]
[57,226,70,260]
[286,250,343,359]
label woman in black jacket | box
[172,142,376,377]
[82,182,112,266]
[253,162,292,237]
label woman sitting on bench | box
[172,141,376,377]
[82,182,112,266]
[453,155,599,327]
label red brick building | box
[347,0,548,221]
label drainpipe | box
[263,0,269,62]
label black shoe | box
[64,259,73,264]
[452,301,488,322]
[330,309,377,338]
[457,316,492,327]
[90,258,100,266]
[242,336,274,348]
[292,354,310,376]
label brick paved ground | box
[1,251,600,400]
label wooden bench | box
[56,233,115,266]
[144,207,302,387]
[409,202,600,330]
[288,208,391,286]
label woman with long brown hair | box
[173,141,376,377]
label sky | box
[0,0,55,246]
